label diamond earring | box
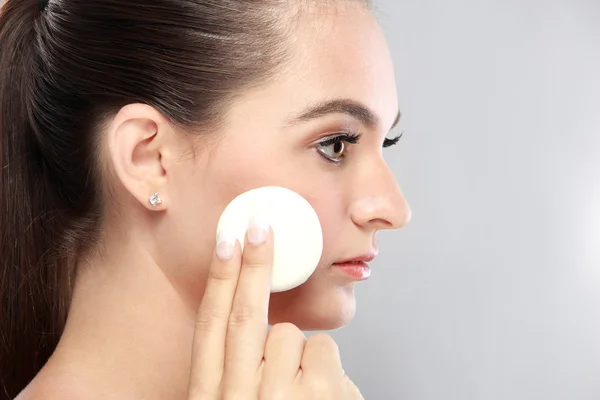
[148,192,162,207]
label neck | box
[35,236,196,400]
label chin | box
[268,282,358,331]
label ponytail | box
[0,2,74,398]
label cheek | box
[209,137,283,193]
[200,136,349,257]
[306,193,347,263]
[207,136,307,205]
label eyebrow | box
[285,98,401,131]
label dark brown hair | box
[0,0,370,398]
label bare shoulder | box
[15,373,92,400]
[16,385,77,400]
[15,385,60,400]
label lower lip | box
[332,262,371,281]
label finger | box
[300,333,344,380]
[346,378,365,400]
[222,215,274,394]
[189,232,242,399]
[262,323,305,386]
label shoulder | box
[15,374,93,400]
[16,386,74,400]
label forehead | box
[283,3,399,124]
[221,3,399,133]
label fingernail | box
[247,214,270,245]
[216,231,236,260]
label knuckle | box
[195,307,225,331]
[208,260,237,281]
[240,260,267,271]
[306,376,334,396]
[307,333,338,352]
[268,322,303,340]
[259,385,288,400]
[241,253,269,270]
[228,304,258,327]
[187,385,218,400]
[242,246,273,268]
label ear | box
[107,104,173,211]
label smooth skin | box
[188,221,363,399]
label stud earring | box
[148,192,162,207]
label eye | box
[316,133,361,164]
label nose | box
[349,160,411,231]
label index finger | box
[188,232,242,399]
[221,216,274,395]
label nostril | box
[369,218,395,230]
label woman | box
[0,0,411,398]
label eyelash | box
[316,130,404,164]
[383,131,404,148]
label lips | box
[333,253,376,265]
[331,253,376,281]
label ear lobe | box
[107,104,171,211]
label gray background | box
[330,0,600,399]
[5,0,598,399]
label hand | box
[187,216,364,399]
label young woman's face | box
[165,3,411,330]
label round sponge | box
[216,186,323,292]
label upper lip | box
[333,253,377,264]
